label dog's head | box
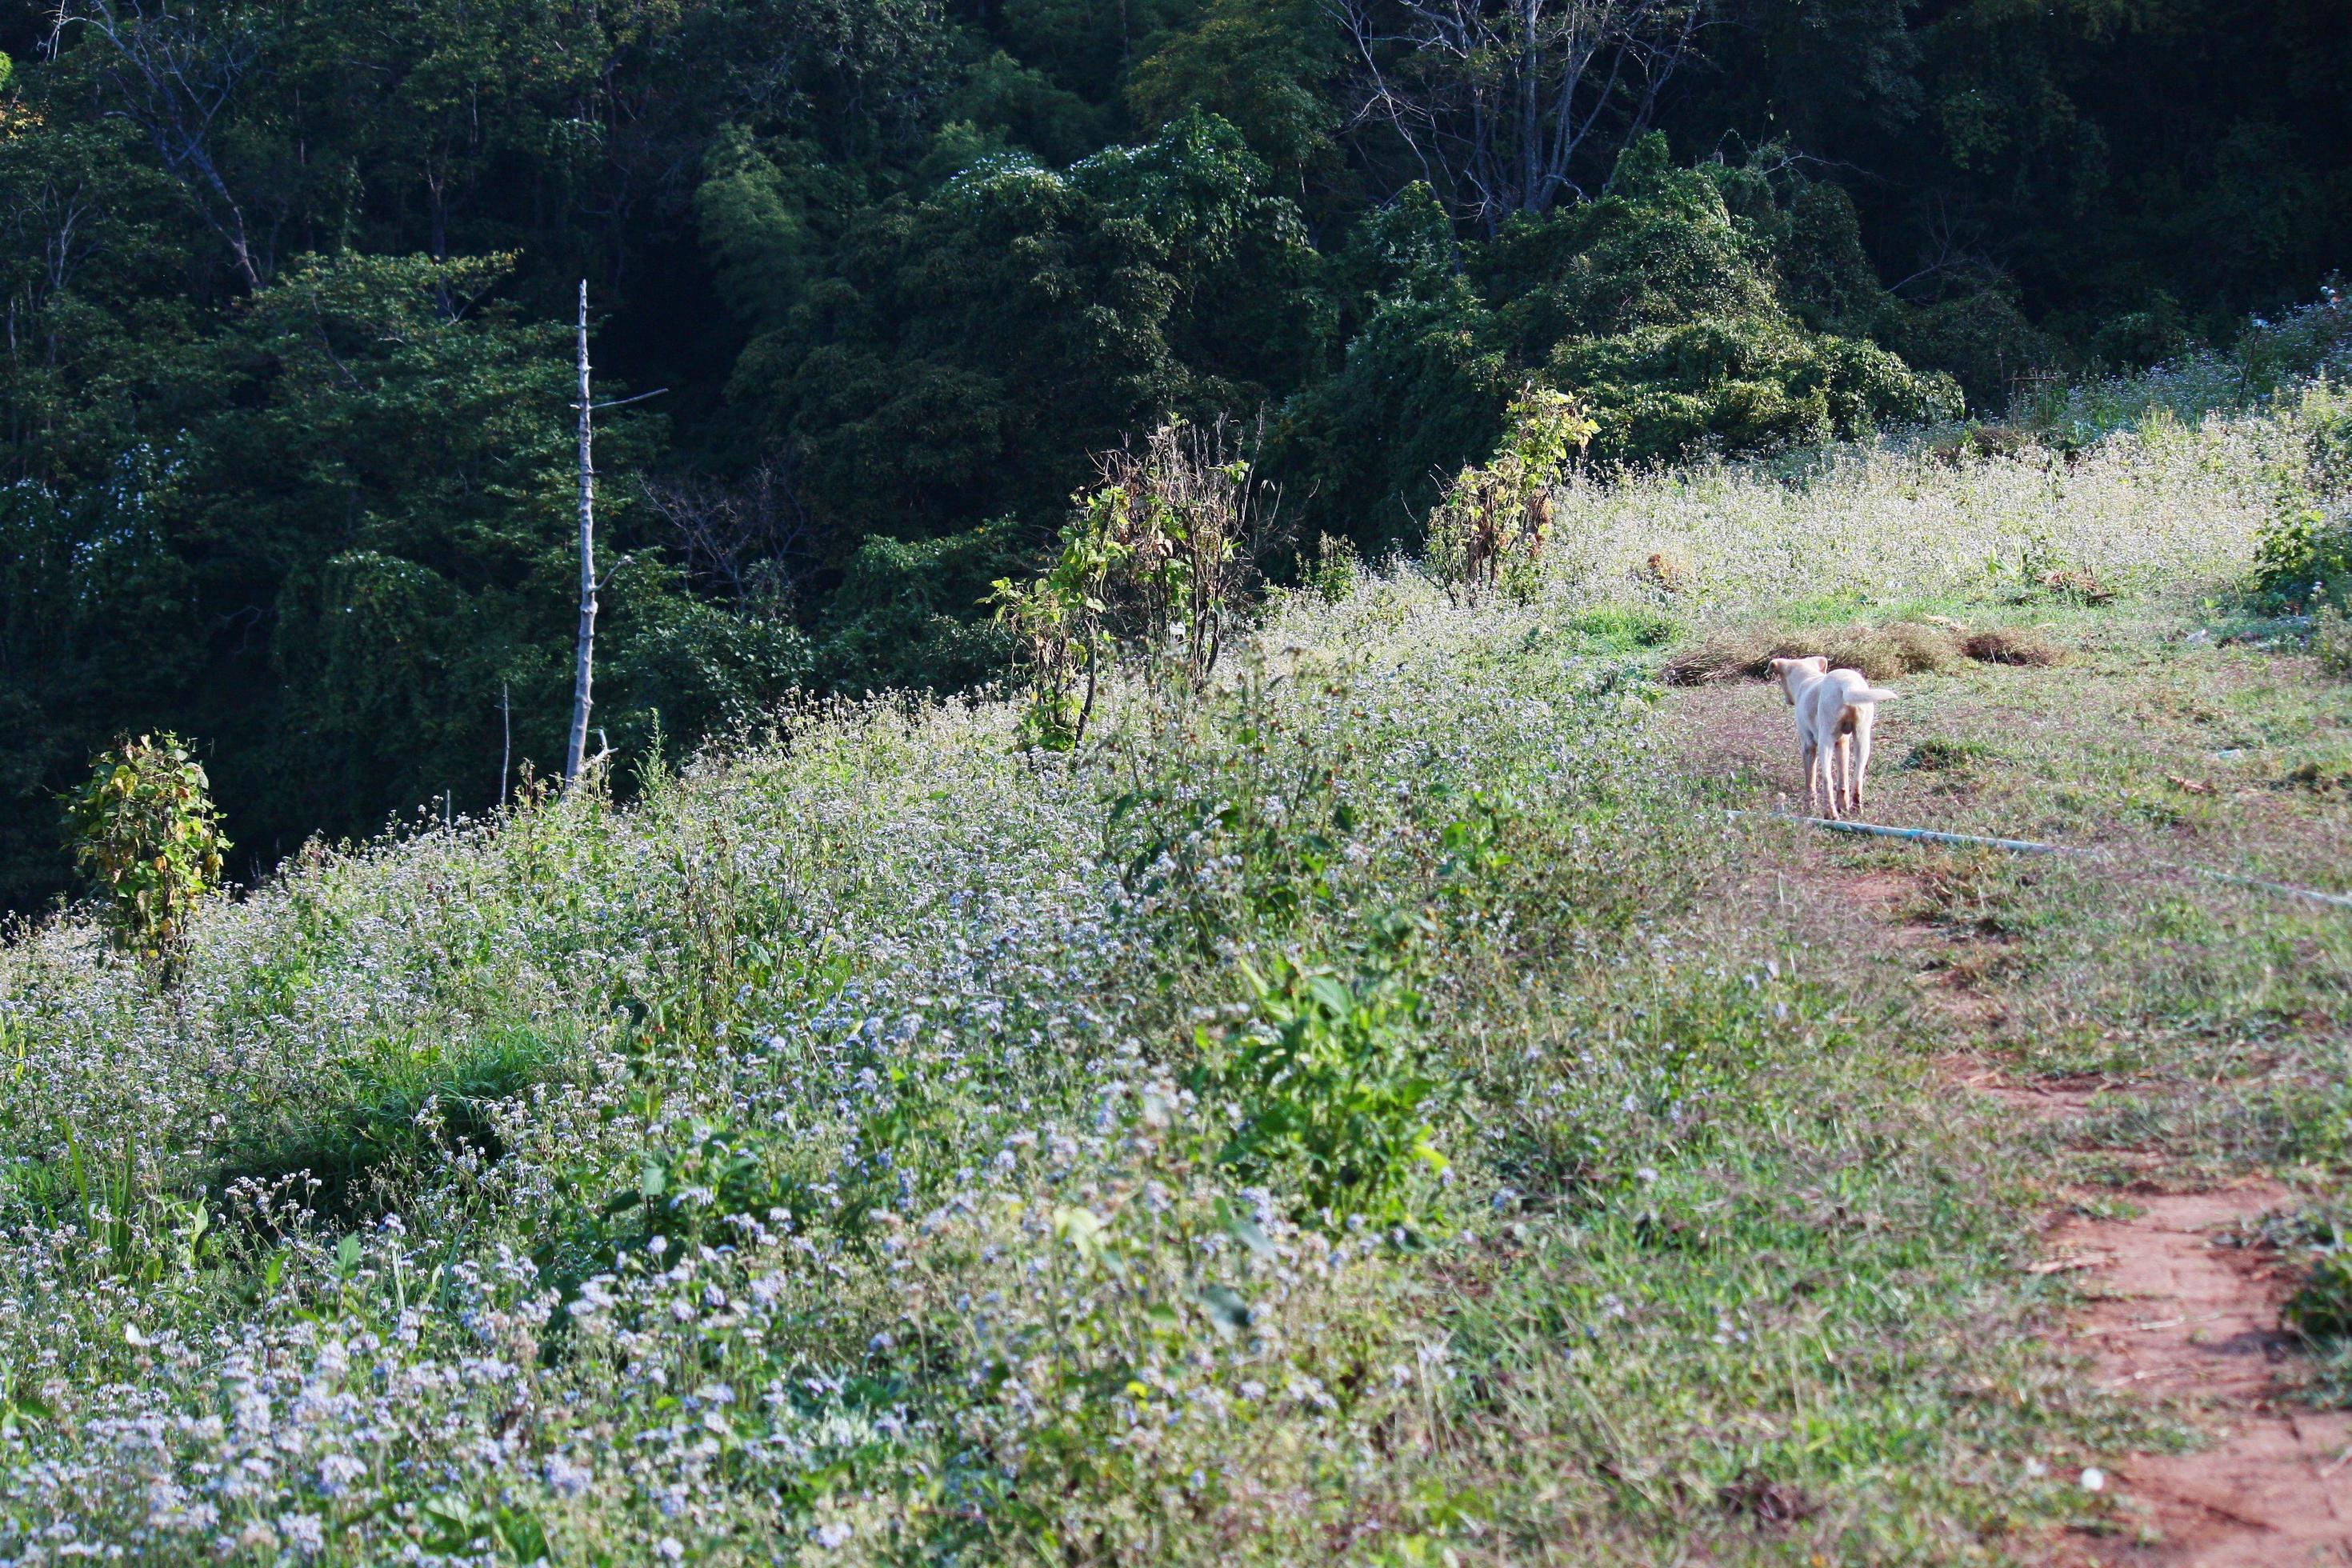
[1767,654,1830,705]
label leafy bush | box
[2236,286,2352,395]
[1305,531,1366,602]
[1193,918,1452,1229]
[1554,315,1960,464]
[62,734,230,966]
[605,586,814,756]
[2315,606,2352,678]
[2254,382,2352,608]
[1426,384,1595,604]
[2090,292,2190,371]
[990,511,1118,750]
[597,1117,802,1259]
[1882,286,2051,411]
[813,521,1026,697]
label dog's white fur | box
[1769,656,1902,818]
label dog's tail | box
[1854,686,1903,704]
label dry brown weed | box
[1960,626,2068,666]
[1664,622,1962,684]
[1664,619,2072,683]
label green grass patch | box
[209,1022,562,1224]
[1566,603,1682,651]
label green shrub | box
[2254,382,2352,608]
[1306,531,1365,602]
[1555,316,1961,463]
[2236,290,2352,396]
[1427,384,1596,605]
[993,417,1268,746]
[814,520,1026,697]
[2090,291,2189,371]
[62,734,230,966]
[605,575,813,754]
[600,1118,801,1255]
[1193,918,1453,1230]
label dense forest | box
[0,0,2344,911]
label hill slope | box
[2,398,2349,1564]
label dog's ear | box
[1767,658,1787,676]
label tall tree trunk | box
[566,280,597,782]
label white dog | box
[1769,655,1901,819]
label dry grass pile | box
[1666,622,1958,684]
[1664,620,2070,684]
[1960,626,2069,666]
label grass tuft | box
[1904,735,1999,773]
[1962,626,2070,665]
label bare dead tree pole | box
[499,681,512,806]
[566,279,596,783]
[560,290,667,785]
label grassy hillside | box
[2,390,2347,1564]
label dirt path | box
[1665,679,2352,1565]
[2062,1190,2352,1565]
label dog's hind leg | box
[1852,718,1873,814]
[1836,732,1854,816]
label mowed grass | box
[0,399,2343,1562]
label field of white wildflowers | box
[0,378,2314,1564]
